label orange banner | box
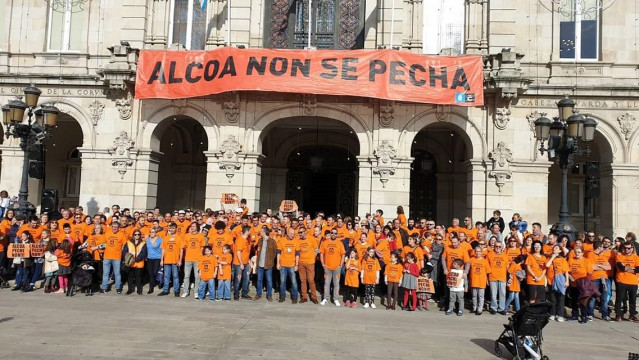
[135,48,484,106]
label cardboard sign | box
[446,271,462,288]
[135,48,484,106]
[279,200,298,213]
[417,276,435,293]
[221,193,239,204]
[8,243,29,258]
[30,244,47,257]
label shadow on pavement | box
[470,338,498,357]
[0,317,14,324]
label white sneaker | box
[194,292,198,298]
[320,299,328,306]
[363,303,370,308]
[550,315,556,321]
[556,316,565,322]
[371,303,377,309]
[180,292,188,298]
[334,300,341,307]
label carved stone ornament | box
[372,140,397,188]
[219,135,242,183]
[109,131,135,178]
[115,92,132,120]
[436,105,451,121]
[483,48,532,103]
[526,111,547,133]
[300,93,317,115]
[89,100,104,126]
[488,141,513,192]
[494,107,511,130]
[617,112,636,140]
[173,99,187,115]
[379,101,394,127]
[224,92,240,123]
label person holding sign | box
[11,231,34,291]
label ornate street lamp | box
[534,96,597,240]
[2,85,59,218]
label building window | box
[422,0,464,54]
[169,0,207,50]
[47,0,88,52]
[266,0,364,49]
[559,0,599,60]
[66,165,81,197]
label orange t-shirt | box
[525,254,547,286]
[233,235,251,265]
[182,233,205,262]
[298,238,318,265]
[568,256,592,286]
[103,229,126,260]
[461,227,479,242]
[470,257,491,289]
[198,255,218,281]
[354,241,370,261]
[587,251,610,280]
[161,233,183,264]
[320,240,346,270]
[361,257,381,285]
[277,237,300,267]
[582,242,594,256]
[385,262,403,283]
[546,257,569,286]
[18,224,43,241]
[402,246,424,268]
[614,253,639,285]
[174,219,192,235]
[55,249,71,267]
[486,252,509,282]
[375,240,391,265]
[542,244,554,257]
[507,262,522,292]
[85,234,106,261]
[217,253,232,280]
[443,246,470,271]
[344,258,361,287]
[505,247,521,262]
[210,232,234,257]
[70,223,86,241]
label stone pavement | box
[0,289,637,360]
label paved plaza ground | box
[0,289,637,360]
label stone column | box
[465,159,487,222]
[357,153,412,220]
[203,150,263,211]
[130,149,162,211]
[606,164,639,237]
[0,145,29,203]
[402,0,422,52]
[465,0,488,55]
[510,160,553,230]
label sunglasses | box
[624,247,633,250]
[134,234,141,236]
[330,232,338,235]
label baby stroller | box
[494,302,552,360]
[69,249,95,297]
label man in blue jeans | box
[157,223,183,297]
[254,227,277,301]
[101,221,126,294]
[233,225,252,300]
[587,241,612,321]
[277,228,300,303]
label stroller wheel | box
[541,356,549,360]
[493,341,502,357]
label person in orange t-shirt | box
[216,244,233,300]
[158,223,183,296]
[525,241,547,304]
[587,241,612,320]
[567,247,593,322]
[54,239,72,294]
[181,222,205,298]
[320,230,346,305]
[487,242,509,314]
[385,252,403,310]
[298,226,319,303]
[100,222,127,293]
[233,225,252,300]
[197,246,218,301]
[402,236,424,269]
[343,249,361,307]
[277,228,300,303]
[613,242,639,321]
[470,247,491,315]
[545,245,569,321]
[210,221,234,258]
[360,247,381,308]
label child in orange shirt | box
[55,239,72,295]
[360,247,381,309]
[216,244,232,301]
[504,255,525,312]
[401,252,420,311]
[343,249,361,308]
[384,252,403,310]
[197,246,218,301]
[470,246,491,315]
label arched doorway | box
[547,131,614,235]
[43,115,83,208]
[260,117,360,216]
[156,117,208,211]
[410,123,470,223]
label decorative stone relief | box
[88,100,104,126]
[173,99,187,115]
[115,92,132,120]
[372,140,396,188]
[224,92,240,123]
[218,135,242,182]
[379,101,394,127]
[526,111,547,133]
[488,141,512,192]
[109,131,135,178]
[300,93,316,115]
[617,112,636,140]
[436,105,451,121]
[494,107,511,130]
[338,0,361,49]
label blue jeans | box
[256,267,273,298]
[102,259,121,291]
[489,281,506,312]
[163,264,180,293]
[198,279,216,300]
[590,278,609,317]
[15,266,29,287]
[279,266,299,299]
[233,264,251,297]
[603,278,612,307]
[29,262,43,285]
[217,279,231,299]
[504,291,520,312]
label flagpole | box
[307,0,312,48]
[227,0,232,46]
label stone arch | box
[398,108,486,160]
[270,133,359,166]
[49,98,95,148]
[584,112,626,164]
[140,103,219,152]
[246,103,373,156]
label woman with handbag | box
[145,228,163,294]
[122,230,147,295]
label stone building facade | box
[0,0,637,237]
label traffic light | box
[29,144,44,161]
[585,161,600,199]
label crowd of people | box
[0,201,637,324]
